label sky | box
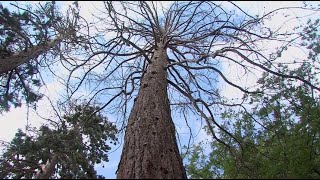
[0,1,319,179]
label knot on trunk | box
[142,83,148,88]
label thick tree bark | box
[0,37,61,75]
[117,43,187,179]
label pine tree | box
[0,1,83,112]
[0,103,118,179]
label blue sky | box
[0,1,319,179]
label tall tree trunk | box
[117,43,187,179]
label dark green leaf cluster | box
[300,19,320,60]
[0,129,39,179]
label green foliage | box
[0,1,80,113]
[184,19,320,179]
[0,103,118,179]
[185,72,320,178]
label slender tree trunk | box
[117,43,187,179]
[0,37,61,75]
[35,154,58,179]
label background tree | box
[55,1,320,178]
[0,1,88,112]
[184,18,320,179]
[0,102,118,179]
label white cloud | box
[0,105,27,142]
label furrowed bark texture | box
[117,44,187,179]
